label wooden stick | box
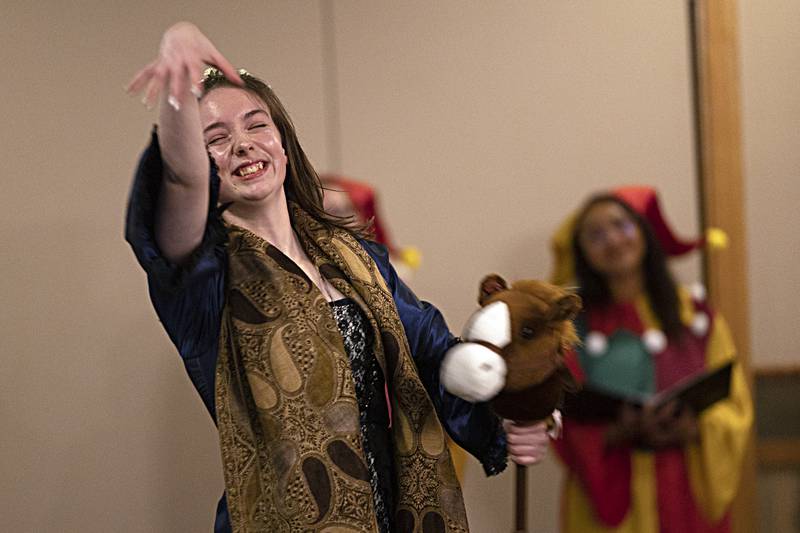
[514,463,527,532]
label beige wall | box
[1,1,328,531]
[739,0,800,369]
[329,1,701,335]
[329,3,698,531]
[738,3,800,529]
[7,1,786,531]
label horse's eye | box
[521,326,535,339]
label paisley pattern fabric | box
[215,204,467,533]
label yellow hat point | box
[399,246,422,270]
[706,227,729,249]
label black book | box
[562,361,734,422]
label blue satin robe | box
[125,131,507,532]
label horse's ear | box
[548,293,582,321]
[479,274,508,305]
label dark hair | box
[201,70,370,238]
[572,194,684,339]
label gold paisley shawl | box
[215,204,468,533]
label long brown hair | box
[572,194,684,339]
[201,69,371,238]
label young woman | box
[125,22,548,533]
[550,187,753,533]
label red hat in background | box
[321,174,423,275]
[320,174,395,252]
[612,185,703,257]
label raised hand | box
[126,21,242,110]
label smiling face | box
[200,86,288,206]
[577,200,646,279]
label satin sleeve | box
[361,240,507,476]
[124,129,227,417]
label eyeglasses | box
[579,218,638,248]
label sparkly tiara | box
[202,66,253,80]
[201,67,272,90]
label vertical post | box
[691,1,757,532]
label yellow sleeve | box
[685,314,754,521]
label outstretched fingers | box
[187,62,205,99]
[142,64,168,110]
[126,22,242,110]
[166,63,190,110]
[126,60,157,96]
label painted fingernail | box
[141,96,153,110]
[168,95,181,111]
[191,86,203,99]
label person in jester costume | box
[320,174,422,285]
[549,186,752,533]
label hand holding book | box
[604,400,700,449]
[604,403,641,447]
[640,400,699,448]
[564,361,734,428]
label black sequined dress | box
[330,298,395,533]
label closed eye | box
[248,123,268,130]
[207,135,228,146]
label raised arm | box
[126,22,242,264]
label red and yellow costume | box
[550,186,752,533]
[554,289,752,532]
